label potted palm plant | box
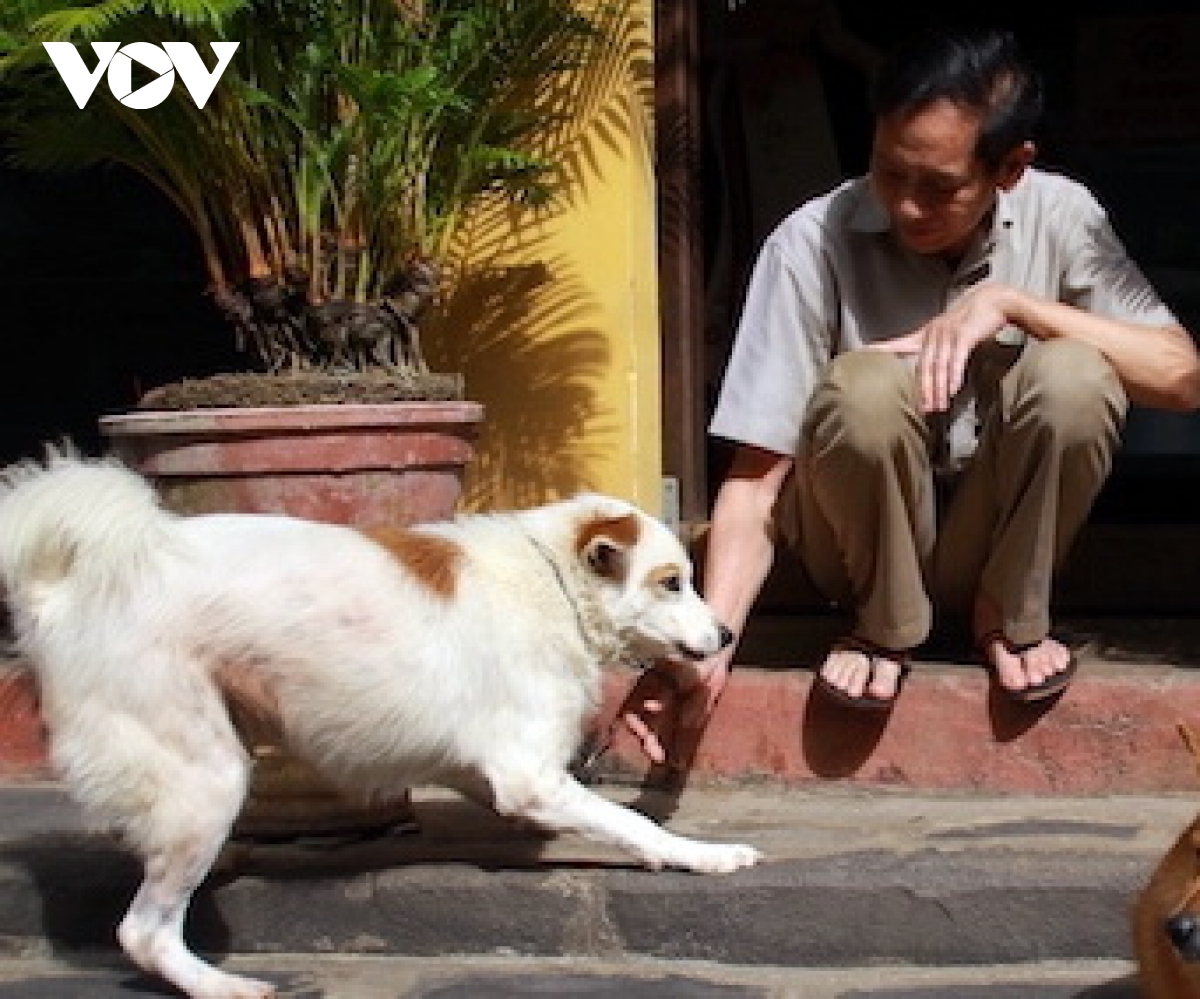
[0,0,615,835]
[0,0,613,523]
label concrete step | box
[0,783,1191,975]
[590,613,1200,795]
[0,615,1193,992]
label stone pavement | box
[0,614,1197,996]
[0,781,1193,996]
[0,953,1147,997]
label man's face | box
[869,98,1009,260]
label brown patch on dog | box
[576,513,640,581]
[214,659,283,745]
[646,564,684,586]
[363,527,462,600]
[576,513,640,553]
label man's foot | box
[974,597,1076,702]
[976,630,1076,702]
[814,637,909,711]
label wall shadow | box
[422,2,654,508]
[428,256,614,508]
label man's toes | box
[1022,639,1070,685]
[822,651,869,697]
[866,659,902,700]
[989,642,1028,692]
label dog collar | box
[522,528,622,663]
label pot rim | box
[100,400,485,437]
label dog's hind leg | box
[115,748,273,999]
[487,767,761,874]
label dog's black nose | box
[1166,913,1199,951]
[717,624,735,649]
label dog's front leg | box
[489,769,760,874]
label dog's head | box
[1163,827,1200,965]
[568,495,732,667]
[1160,724,1200,964]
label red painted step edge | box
[0,669,49,779]
[595,662,1200,795]
[2,662,1196,794]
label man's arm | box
[874,282,1200,414]
[1000,288,1200,411]
[620,445,792,768]
[699,445,794,677]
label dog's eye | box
[659,574,682,593]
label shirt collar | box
[848,177,1020,261]
[992,183,1019,253]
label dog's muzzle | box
[673,624,735,662]
[1166,913,1200,962]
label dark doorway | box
[0,164,242,463]
[658,1,1200,529]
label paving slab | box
[0,782,1193,974]
[0,954,1149,999]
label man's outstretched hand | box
[869,282,1010,413]
[616,660,731,772]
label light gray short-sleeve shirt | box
[709,168,1178,470]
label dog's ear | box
[584,536,626,580]
[577,512,640,582]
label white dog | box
[0,446,759,999]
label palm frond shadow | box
[531,0,652,215]
[428,255,613,509]
[419,3,649,509]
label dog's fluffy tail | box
[0,444,172,620]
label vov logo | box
[43,41,239,110]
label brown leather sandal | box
[977,629,1077,704]
[813,636,911,712]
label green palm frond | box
[0,0,248,41]
[3,90,133,171]
[0,0,620,371]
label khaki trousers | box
[776,340,1128,650]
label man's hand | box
[617,658,732,772]
[608,445,785,775]
[870,283,1010,412]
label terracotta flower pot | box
[100,400,484,839]
[100,401,483,527]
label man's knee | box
[1011,340,1128,443]
[806,351,918,454]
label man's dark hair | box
[870,28,1044,170]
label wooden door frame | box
[654,0,707,525]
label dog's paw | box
[197,971,277,999]
[677,840,762,875]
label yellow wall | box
[428,1,661,515]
